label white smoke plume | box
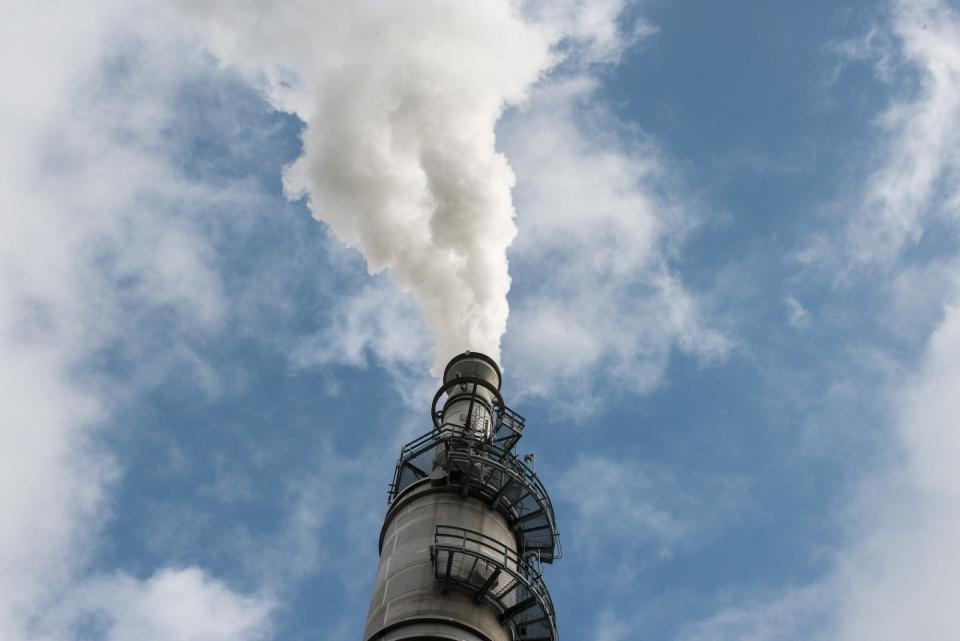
[179,1,588,369]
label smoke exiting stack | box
[364,352,561,641]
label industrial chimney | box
[363,351,561,641]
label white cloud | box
[785,296,811,329]
[820,5,960,636]
[845,0,960,263]
[708,293,960,641]
[0,3,276,639]
[290,278,430,376]
[556,455,750,581]
[681,2,960,638]
[243,440,386,589]
[831,294,960,640]
[502,77,729,410]
[557,456,688,558]
[44,569,272,641]
[288,276,441,412]
[521,0,656,65]
[676,585,832,641]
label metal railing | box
[492,402,525,451]
[435,524,522,569]
[431,525,558,641]
[388,428,561,562]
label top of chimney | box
[442,350,502,390]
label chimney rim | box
[442,350,502,389]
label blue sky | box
[4,1,960,640]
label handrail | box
[435,524,522,571]
[444,446,556,523]
[443,450,560,561]
[431,376,505,431]
[388,428,561,562]
[388,427,553,512]
[431,525,558,641]
[391,428,552,508]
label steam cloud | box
[181,1,575,369]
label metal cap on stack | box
[439,351,503,441]
[442,350,502,389]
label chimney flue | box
[362,352,561,641]
[439,351,502,441]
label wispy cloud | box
[43,569,273,641]
[820,6,960,636]
[0,5,278,638]
[682,2,960,638]
[556,454,751,581]
[521,0,656,65]
[676,585,833,641]
[503,77,729,413]
[832,293,960,639]
[842,0,960,265]
[785,296,812,329]
[289,277,436,410]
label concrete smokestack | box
[364,352,560,641]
